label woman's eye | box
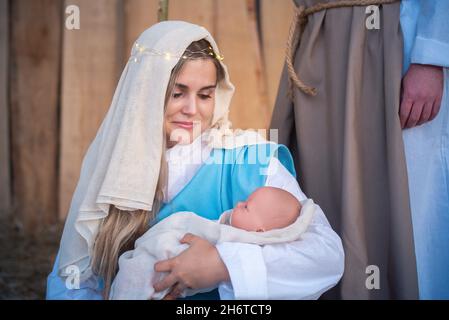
[199,94,211,100]
[172,92,182,98]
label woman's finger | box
[154,258,173,273]
[180,233,197,244]
[153,273,177,292]
[162,292,177,300]
[162,282,186,300]
[167,282,187,299]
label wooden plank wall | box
[168,0,215,36]
[0,0,10,217]
[9,0,62,231]
[261,0,294,112]
[4,0,294,224]
[216,0,270,130]
[123,0,159,65]
[59,0,123,219]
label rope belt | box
[286,0,400,97]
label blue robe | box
[400,0,449,299]
[46,143,296,299]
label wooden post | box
[9,0,62,231]
[0,0,10,217]
[59,0,122,220]
[158,0,169,22]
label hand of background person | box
[399,64,444,129]
[153,233,230,300]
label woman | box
[46,21,344,300]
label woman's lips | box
[172,121,194,129]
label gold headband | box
[130,43,224,63]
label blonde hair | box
[91,38,224,299]
[91,138,168,299]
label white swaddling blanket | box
[110,199,317,300]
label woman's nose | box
[236,201,245,209]
[181,95,197,115]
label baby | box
[109,186,316,300]
[220,186,302,232]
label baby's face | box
[230,187,301,232]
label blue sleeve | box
[46,251,103,300]
[230,143,296,206]
[411,0,449,68]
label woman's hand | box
[153,233,230,300]
[400,64,444,129]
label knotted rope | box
[286,0,400,98]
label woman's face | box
[165,58,217,148]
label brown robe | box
[270,0,418,299]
